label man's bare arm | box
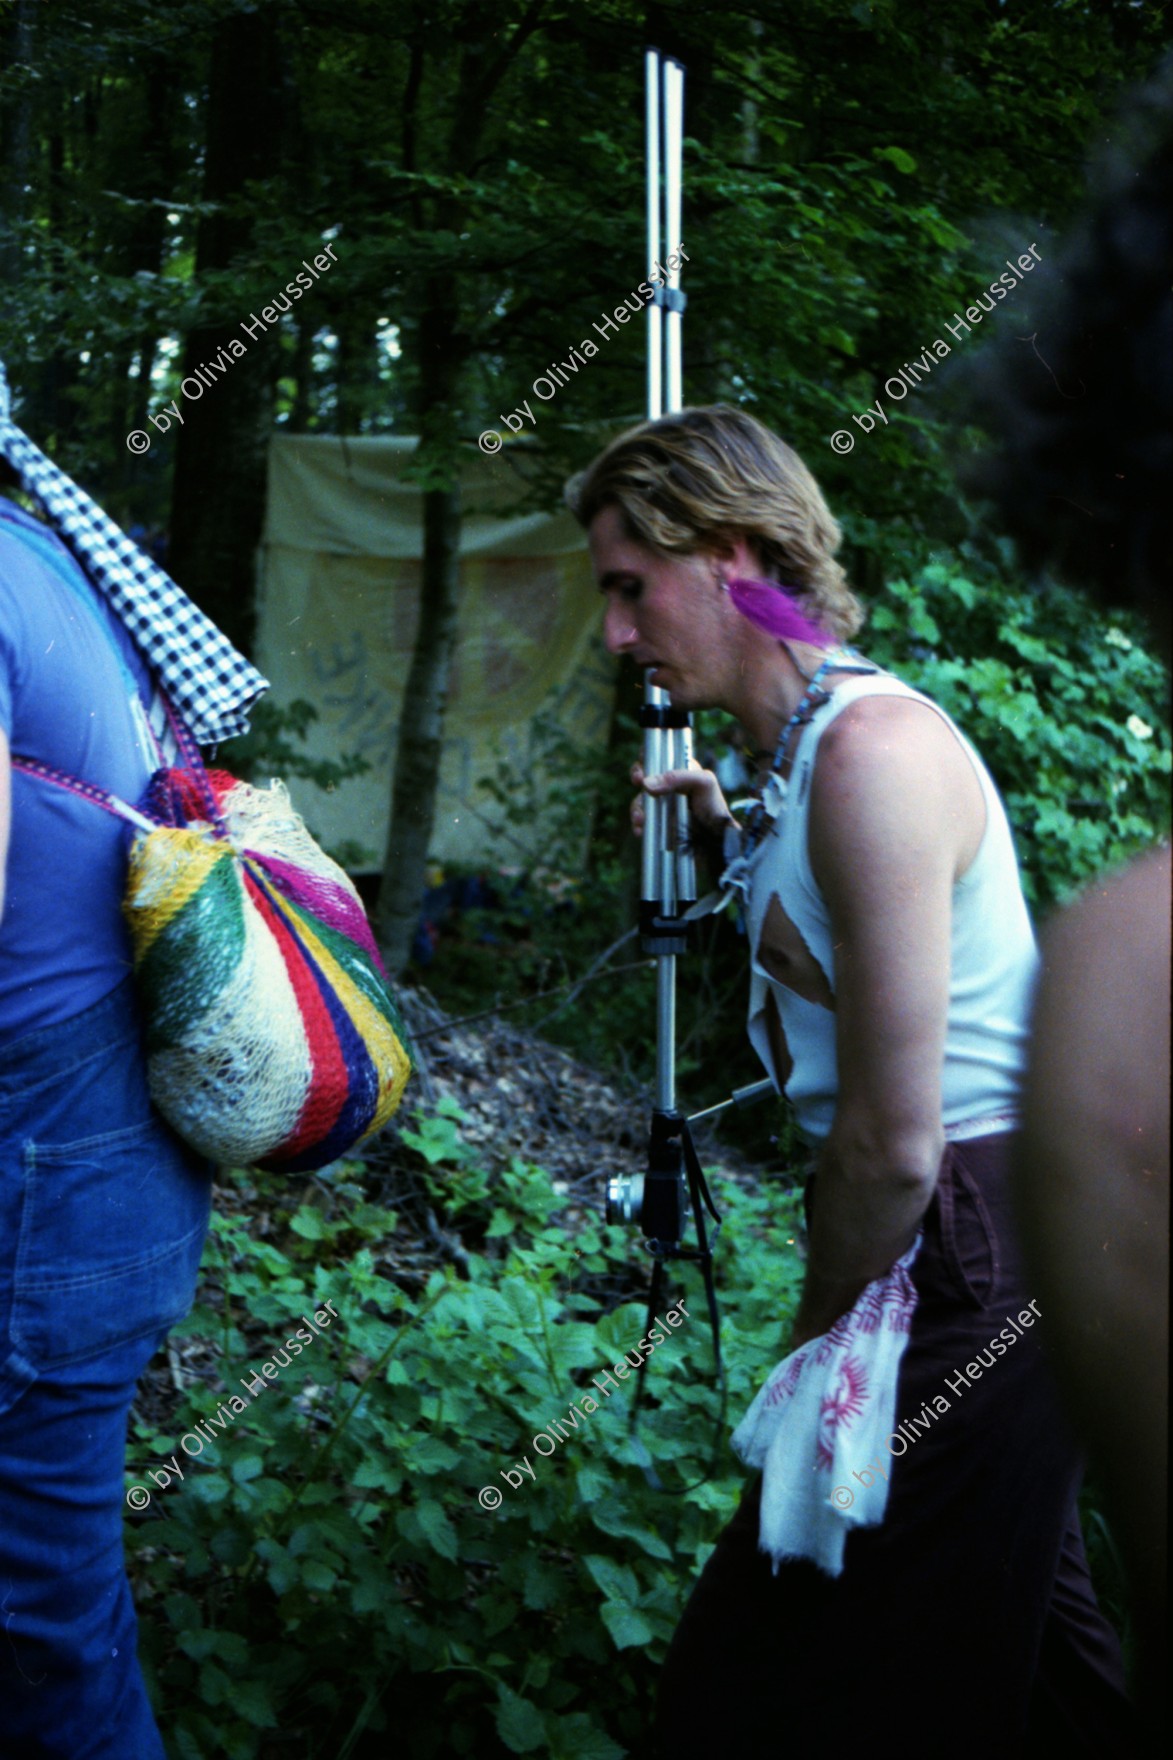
[1017,849,1170,1634]
[787,698,981,1347]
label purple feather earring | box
[725,576,831,646]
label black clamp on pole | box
[652,285,688,315]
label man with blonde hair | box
[566,405,1137,1756]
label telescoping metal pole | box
[614,56,727,1465]
[616,46,701,1253]
[642,48,693,1125]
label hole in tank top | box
[757,893,836,1011]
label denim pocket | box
[9,1117,212,1372]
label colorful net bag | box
[13,707,412,1171]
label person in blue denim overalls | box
[0,496,214,1758]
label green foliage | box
[419,707,648,1060]
[227,697,370,794]
[225,697,375,870]
[861,557,1170,910]
[126,1116,805,1758]
[1079,1479,1134,1683]
[473,709,612,889]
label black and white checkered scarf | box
[0,359,267,743]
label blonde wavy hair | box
[564,405,864,641]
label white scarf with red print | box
[731,1237,921,1577]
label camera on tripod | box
[606,1112,689,1240]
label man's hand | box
[629,760,736,840]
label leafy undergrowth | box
[126,990,805,1760]
[126,987,1134,1758]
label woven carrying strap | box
[10,692,215,836]
[9,752,160,835]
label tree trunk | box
[0,0,37,289]
[108,40,186,511]
[376,479,463,974]
[165,9,285,654]
[374,20,546,974]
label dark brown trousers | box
[654,1134,1138,1759]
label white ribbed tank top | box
[744,672,1039,1141]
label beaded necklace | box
[737,648,878,864]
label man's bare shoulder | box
[815,689,967,777]
[809,694,937,829]
[811,690,984,874]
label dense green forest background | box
[2,2,1170,1756]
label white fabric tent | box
[255,435,616,868]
